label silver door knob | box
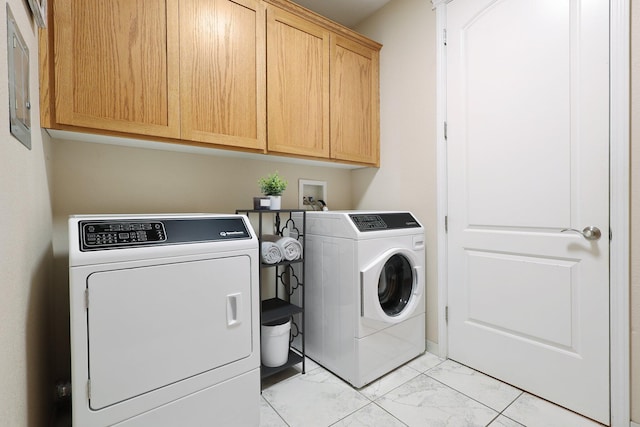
[561,226,602,241]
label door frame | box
[432,0,631,425]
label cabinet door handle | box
[227,293,242,326]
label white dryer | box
[68,214,260,426]
[294,211,426,387]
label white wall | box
[0,1,53,425]
[354,0,439,344]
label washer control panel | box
[349,212,421,232]
[350,215,388,231]
[81,221,166,250]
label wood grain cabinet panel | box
[43,0,380,166]
[266,6,330,158]
[180,0,266,151]
[54,0,180,138]
[330,35,380,166]
[265,4,380,166]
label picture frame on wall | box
[7,4,32,149]
[27,0,46,28]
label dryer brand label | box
[220,231,247,237]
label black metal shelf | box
[261,258,303,268]
[235,208,306,384]
[261,350,303,379]
[262,298,303,325]
[236,208,305,213]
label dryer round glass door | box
[378,254,413,316]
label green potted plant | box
[258,171,288,210]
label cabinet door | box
[330,35,380,166]
[180,0,266,151]
[54,0,180,138]
[266,7,330,158]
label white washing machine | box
[68,214,260,426]
[294,211,426,388]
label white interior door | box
[446,0,610,424]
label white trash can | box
[261,319,291,367]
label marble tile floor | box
[259,352,604,427]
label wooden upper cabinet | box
[180,0,266,151]
[54,0,180,138]
[43,0,380,165]
[330,34,380,166]
[266,6,330,158]
[264,1,380,166]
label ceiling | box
[291,0,391,28]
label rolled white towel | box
[261,241,283,264]
[262,235,303,261]
[279,237,303,261]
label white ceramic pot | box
[269,195,281,210]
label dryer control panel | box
[79,217,251,251]
[81,221,167,249]
[349,212,421,232]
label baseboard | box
[630,421,639,427]
[426,340,440,357]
